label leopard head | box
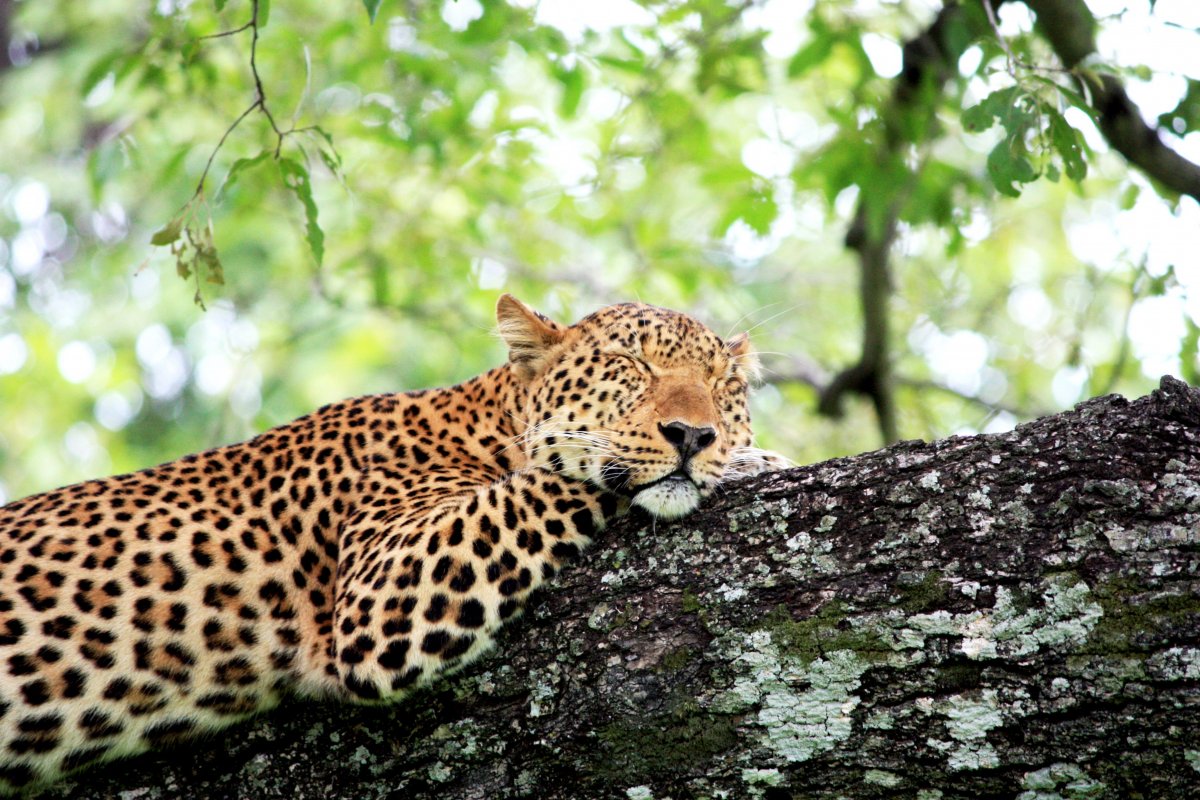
[498,294,759,520]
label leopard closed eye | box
[0,295,791,793]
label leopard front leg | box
[330,468,622,701]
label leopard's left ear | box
[497,294,567,380]
[725,332,762,383]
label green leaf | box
[962,86,1021,134]
[787,36,834,78]
[1029,75,1098,123]
[986,140,1037,198]
[217,150,271,200]
[362,0,383,24]
[214,0,228,11]
[1158,79,1200,136]
[151,216,185,246]
[257,0,270,29]
[81,51,124,98]
[556,66,585,119]
[278,157,324,266]
[1048,108,1087,182]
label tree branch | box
[817,4,969,445]
[1024,0,1200,202]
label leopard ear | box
[725,332,762,383]
[497,294,566,379]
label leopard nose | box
[658,421,717,460]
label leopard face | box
[499,298,759,520]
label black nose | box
[658,421,717,460]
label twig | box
[197,21,253,41]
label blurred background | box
[0,0,1197,501]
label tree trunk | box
[39,377,1200,800]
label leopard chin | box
[631,478,701,520]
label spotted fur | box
[0,296,790,792]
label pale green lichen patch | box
[878,577,1103,663]
[1185,749,1200,773]
[714,630,873,764]
[1146,646,1200,680]
[1017,762,1107,799]
[929,689,1003,771]
[726,499,774,533]
[625,786,655,800]
[741,767,783,786]
[863,768,901,787]
[526,664,563,717]
[990,579,1103,657]
[918,471,943,491]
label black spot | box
[142,718,196,745]
[20,680,50,706]
[448,564,476,593]
[8,655,35,676]
[390,666,422,691]
[545,519,565,537]
[571,509,596,536]
[472,538,493,559]
[17,712,62,733]
[498,599,519,619]
[421,630,450,654]
[424,594,448,622]
[432,555,453,583]
[9,736,58,755]
[551,542,580,562]
[344,673,380,700]
[499,578,519,597]
[80,708,124,739]
[0,619,25,646]
[377,639,410,670]
[600,493,620,516]
[486,562,502,582]
[62,746,110,773]
[41,615,75,640]
[443,635,475,660]
[456,599,485,629]
[63,668,87,698]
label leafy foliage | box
[0,0,1196,500]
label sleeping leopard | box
[0,295,792,792]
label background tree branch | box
[815,4,973,447]
[34,376,1200,800]
[1024,0,1200,203]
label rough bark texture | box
[35,377,1200,800]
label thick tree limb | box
[35,376,1200,800]
[1023,0,1200,203]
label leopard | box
[0,294,792,793]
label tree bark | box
[38,377,1200,800]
